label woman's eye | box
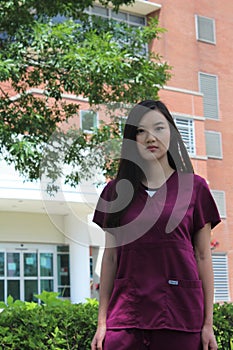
[136,128,145,134]
[155,127,164,132]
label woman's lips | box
[147,146,158,151]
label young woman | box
[91,100,220,350]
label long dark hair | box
[105,100,194,228]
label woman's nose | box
[146,131,157,142]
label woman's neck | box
[142,161,175,189]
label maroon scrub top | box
[93,172,221,333]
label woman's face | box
[136,109,171,162]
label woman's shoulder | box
[193,173,209,187]
[99,179,117,199]
[104,178,117,189]
[175,172,209,192]
[177,172,208,184]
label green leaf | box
[0,0,171,188]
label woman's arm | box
[193,222,218,350]
[91,232,117,350]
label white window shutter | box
[212,254,229,302]
[205,131,222,158]
[211,190,226,218]
[196,15,216,44]
[199,73,219,120]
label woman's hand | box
[201,324,218,350]
[91,236,117,350]
[91,325,106,350]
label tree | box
[0,0,171,189]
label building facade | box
[0,0,232,303]
[154,0,233,302]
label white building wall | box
[64,213,91,303]
[0,212,65,244]
[0,160,105,302]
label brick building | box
[0,0,232,303]
[154,0,233,302]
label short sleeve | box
[193,176,221,233]
[93,180,115,229]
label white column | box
[69,241,90,303]
[64,213,91,303]
[91,246,104,300]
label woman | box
[91,100,220,350]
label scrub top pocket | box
[166,279,204,332]
[107,278,138,329]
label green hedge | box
[213,302,233,350]
[0,292,232,349]
[0,292,98,349]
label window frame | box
[88,5,146,26]
[173,115,196,156]
[117,116,127,136]
[57,245,70,299]
[80,110,98,133]
[205,130,223,159]
[0,244,58,303]
[212,253,230,302]
[195,14,216,44]
[86,5,148,56]
[211,190,226,219]
[199,72,219,120]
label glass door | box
[6,251,38,302]
[0,252,4,301]
[40,252,54,293]
[7,252,20,301]
[0,246,56,303]
[24,252,38,302]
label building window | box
[0,245,57,303]
[195,15,216,44]
[199,73,219,120]
[90,5,146,26]
[88,5,147,54]
[174,117,195,156]
[116,116,127,136]
[212,253,229,302]
[205,131,222,159]
[91,5,109,18]
[0,244,71,303]
[80,110,98,133]
[57,245,70,298]
[211,190,226,218]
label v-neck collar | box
[140,171,176,198]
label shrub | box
[0,293,232,349]
[0,292,98,349]
[213,302,233,350]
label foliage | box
[213,302,233,350]
[38,121,123,193]
[0,292,99,349]
[0,0,135,36]
[0,293,232,349]
[0,0,171,187]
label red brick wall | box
[152,0,233,300]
